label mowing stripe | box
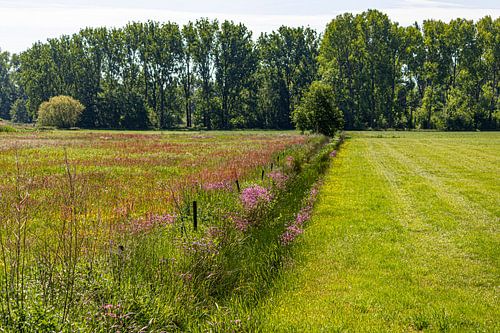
[258,133,499,332]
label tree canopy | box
[0,12,498,131]
[293,81,344,136]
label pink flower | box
[240,185,272,210]
[268,171,289,189]
[232,215,251,232]
[285,156,294,168]
[129,213,176,234]
[281,225,304,245]
[330,150,337,158]
[280,182,322,246]
[202,181,231,191]
[102,304,114,310]
[295,211,311,226]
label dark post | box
[235,179,240,193]
[261,169,265,180]
[193,201,198,231]
[270,162,274,171]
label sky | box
[0,0,499,54]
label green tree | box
[10,98,31,123]
[214,21,257,129]
[292,81,344,136]
[192,18,218,129]
[180,22,197,128]
[0,49,16,120]
[319,13,360,128]
[477,16,500,129]
[258,26,318,129]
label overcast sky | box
[1,0,499,53]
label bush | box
[292,81,344,137]
[37,96,84,129]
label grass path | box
[259,132,499,332]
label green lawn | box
[259,131,499,332]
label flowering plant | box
[240,185,272,210]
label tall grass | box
[0,132,342,331]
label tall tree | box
[258,26,319,128]
[180,22,197,128]
[0,49,16,120]
[214,21,257,129]
[192,19,218,129]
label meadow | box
[1,129,498,332]
[0,129,339,331]
[258,131,499,331]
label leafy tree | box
[293,81,344,136]
[180,22,197,128]
[192,19,218,129]
[258,26,318,129]
[10,13,500,131]
[214,21,257,129]
[477,16,500,129]
[37,95,84,128]
[319,13,360,128]
[0,49,16,120]
[10,98,31,123]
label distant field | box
[0,130,305,226]
[260,131,499,331]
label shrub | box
[37,96,84,128]
[292,81,344,137]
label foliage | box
[257,26,319,129]
[293,81,344,136]
[319,11,500,130]
[9,19,318,130]
[1,12,499,131]
[0,49,18,120]
[0,123,16,132]
[9,98,31,123]
[37,95,85,128]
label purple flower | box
[280,182,322,246]
[268,171,289,189]
[330,150,337,158]
[285,156,294,168]
[183,238,219,256]
[129,213,176,234]
[228,213,252,232]
[281,225,304,245]
[295,211,311,226]
[240,185,273,210]
[203,181,231,191]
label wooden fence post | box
[193,201,198,231]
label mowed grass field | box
[260,131,499,331]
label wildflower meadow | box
[0,130,341,331]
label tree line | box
[320,10,499,130]
[0,19,317,130]
[0,10,498,131]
